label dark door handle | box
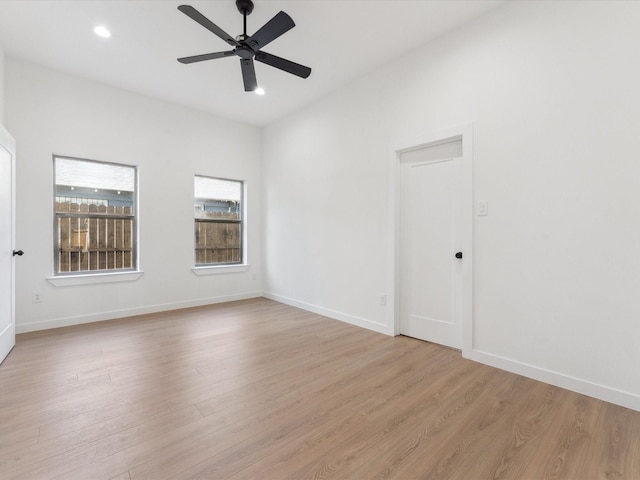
[455,252,462,259]
[13,250,24,256]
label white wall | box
[6,58,263,332]
[264,1,640,410]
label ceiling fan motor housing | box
[236,0,254,16]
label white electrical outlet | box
[32,291,42,303]
[380,295,387,306]
[477,201,488,216]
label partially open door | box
[0,125,16,364]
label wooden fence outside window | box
[194,210,241,265]
[56,202,134,273]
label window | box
[54,156,137,274]
[194,176,243,266]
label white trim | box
[263,292,392,336]
[47,270,143,287]
[387,123,474,353]
[468,349,640,412]
[16,291,262,333]
[408,157,456,168]
[192,264,250,276]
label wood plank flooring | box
[0,297,638,479]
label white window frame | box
[193,175,248,274]
[49,155,141,286]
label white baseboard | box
[263,292,392,335]
[468,349,640,412]
[16,291,263,333]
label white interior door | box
[399,143,463,349]
[0,126,16,364]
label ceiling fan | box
[177,0,312,92]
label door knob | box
[12,250,24,256]
[455,252,462,259]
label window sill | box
[192,264,250,276]
[47,271,144,287]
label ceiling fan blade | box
[178,5,240,47]
[178,51,236,64]
[255,51,311,79]
[246,11,295,51]
[240,58,258,92]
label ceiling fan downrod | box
[236,0,254,39]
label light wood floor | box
[1,298,639,479]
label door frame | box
[386,124,473,355]
[0,124,16,364]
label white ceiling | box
[0,0,505,127]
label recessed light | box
[94,25,111,38]
[254,87,265,96]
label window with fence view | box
[194,176,243,266]
[54,156,137,274]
